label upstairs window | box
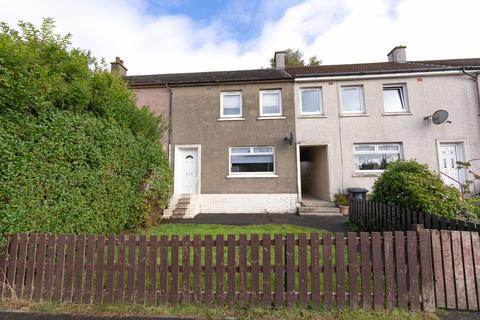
[300,88,323,114]
[229,146,274,175]
[341,86,364,113]
[220,92,242,117]
[383,84,408,112]
[260,90,282,116]
[353,143,402,171]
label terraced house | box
[119,46,480,218]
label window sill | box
[227,174,279,179]
[257,116,286,120]
[382,112,412,116]
[298,114,326,119]
[352,172,383,177]
[217,117,245,121]
[340,114,368,118]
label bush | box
[462,197,480,221]
[0,19,172,235]
[371,160,463,219]
[335,194,349,206]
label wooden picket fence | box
[0,231,439,311]
[349,198,480,232]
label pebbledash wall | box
[131,86,171,150]
[294,72,480,199]
[171,82,298,214]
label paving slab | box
[0,310,193,320]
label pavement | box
[0,310,193,320]
[164,213,349,233]
[1,308,479,320]
[436,310,480,320]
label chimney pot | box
[111,56,128,76]
[274,51,286,69]
[387,45,407,63]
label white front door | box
[439,144,461,187]
[175,148,199,194]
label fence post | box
[412,224,424,232]
[418,230,435,312]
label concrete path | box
[165,213,349,233]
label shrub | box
[335,194,349,206]
[0,19,172,235]
[371,160,463,219]
[462,197,480,222]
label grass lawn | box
[0,299,439,320]
[137,223,351,298]
[142,223,331,237]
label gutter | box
[294,69,473,82]
[126,78,293,88]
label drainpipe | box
[165,83,173,165]
[462,68,480,111]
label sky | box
[1,0,479,75]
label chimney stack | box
[387,46,407,63]
[110,57,128,76]
[274,51,286,69]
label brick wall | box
[198,193,298,214]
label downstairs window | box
[353,143,402,171]
[229,146,275,175]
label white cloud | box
[1,0,479,74]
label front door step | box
[299,198,341,216]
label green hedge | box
[0,19,172,234]
[371,160,463,219]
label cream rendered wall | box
[294,74,480,197]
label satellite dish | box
[431,110,449,125]
[283,131,294,145]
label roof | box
[125,68,291,86]
[286,58,480,77]
[125,58,480,86]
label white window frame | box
[383,84,408,113]
[228,146,276,176]
[353,143,402,172]
[259,90,282,117]
[300,87,323,115]
[340,85,365,114]
[220,91,242,118]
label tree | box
[308,55,321,66]
[269,48,321,67]
[0,19,173,235]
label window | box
[383,84,408,112]
[300,88,323,114]
[220,92,242,117]
[341,86,364,113]
[229,146,274,175]
[260,90,282,116]
[353,143,402,171]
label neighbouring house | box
[289,46,480,202]
[121,46,480,217]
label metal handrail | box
[190,175,199,193]
[440,171,464,199]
